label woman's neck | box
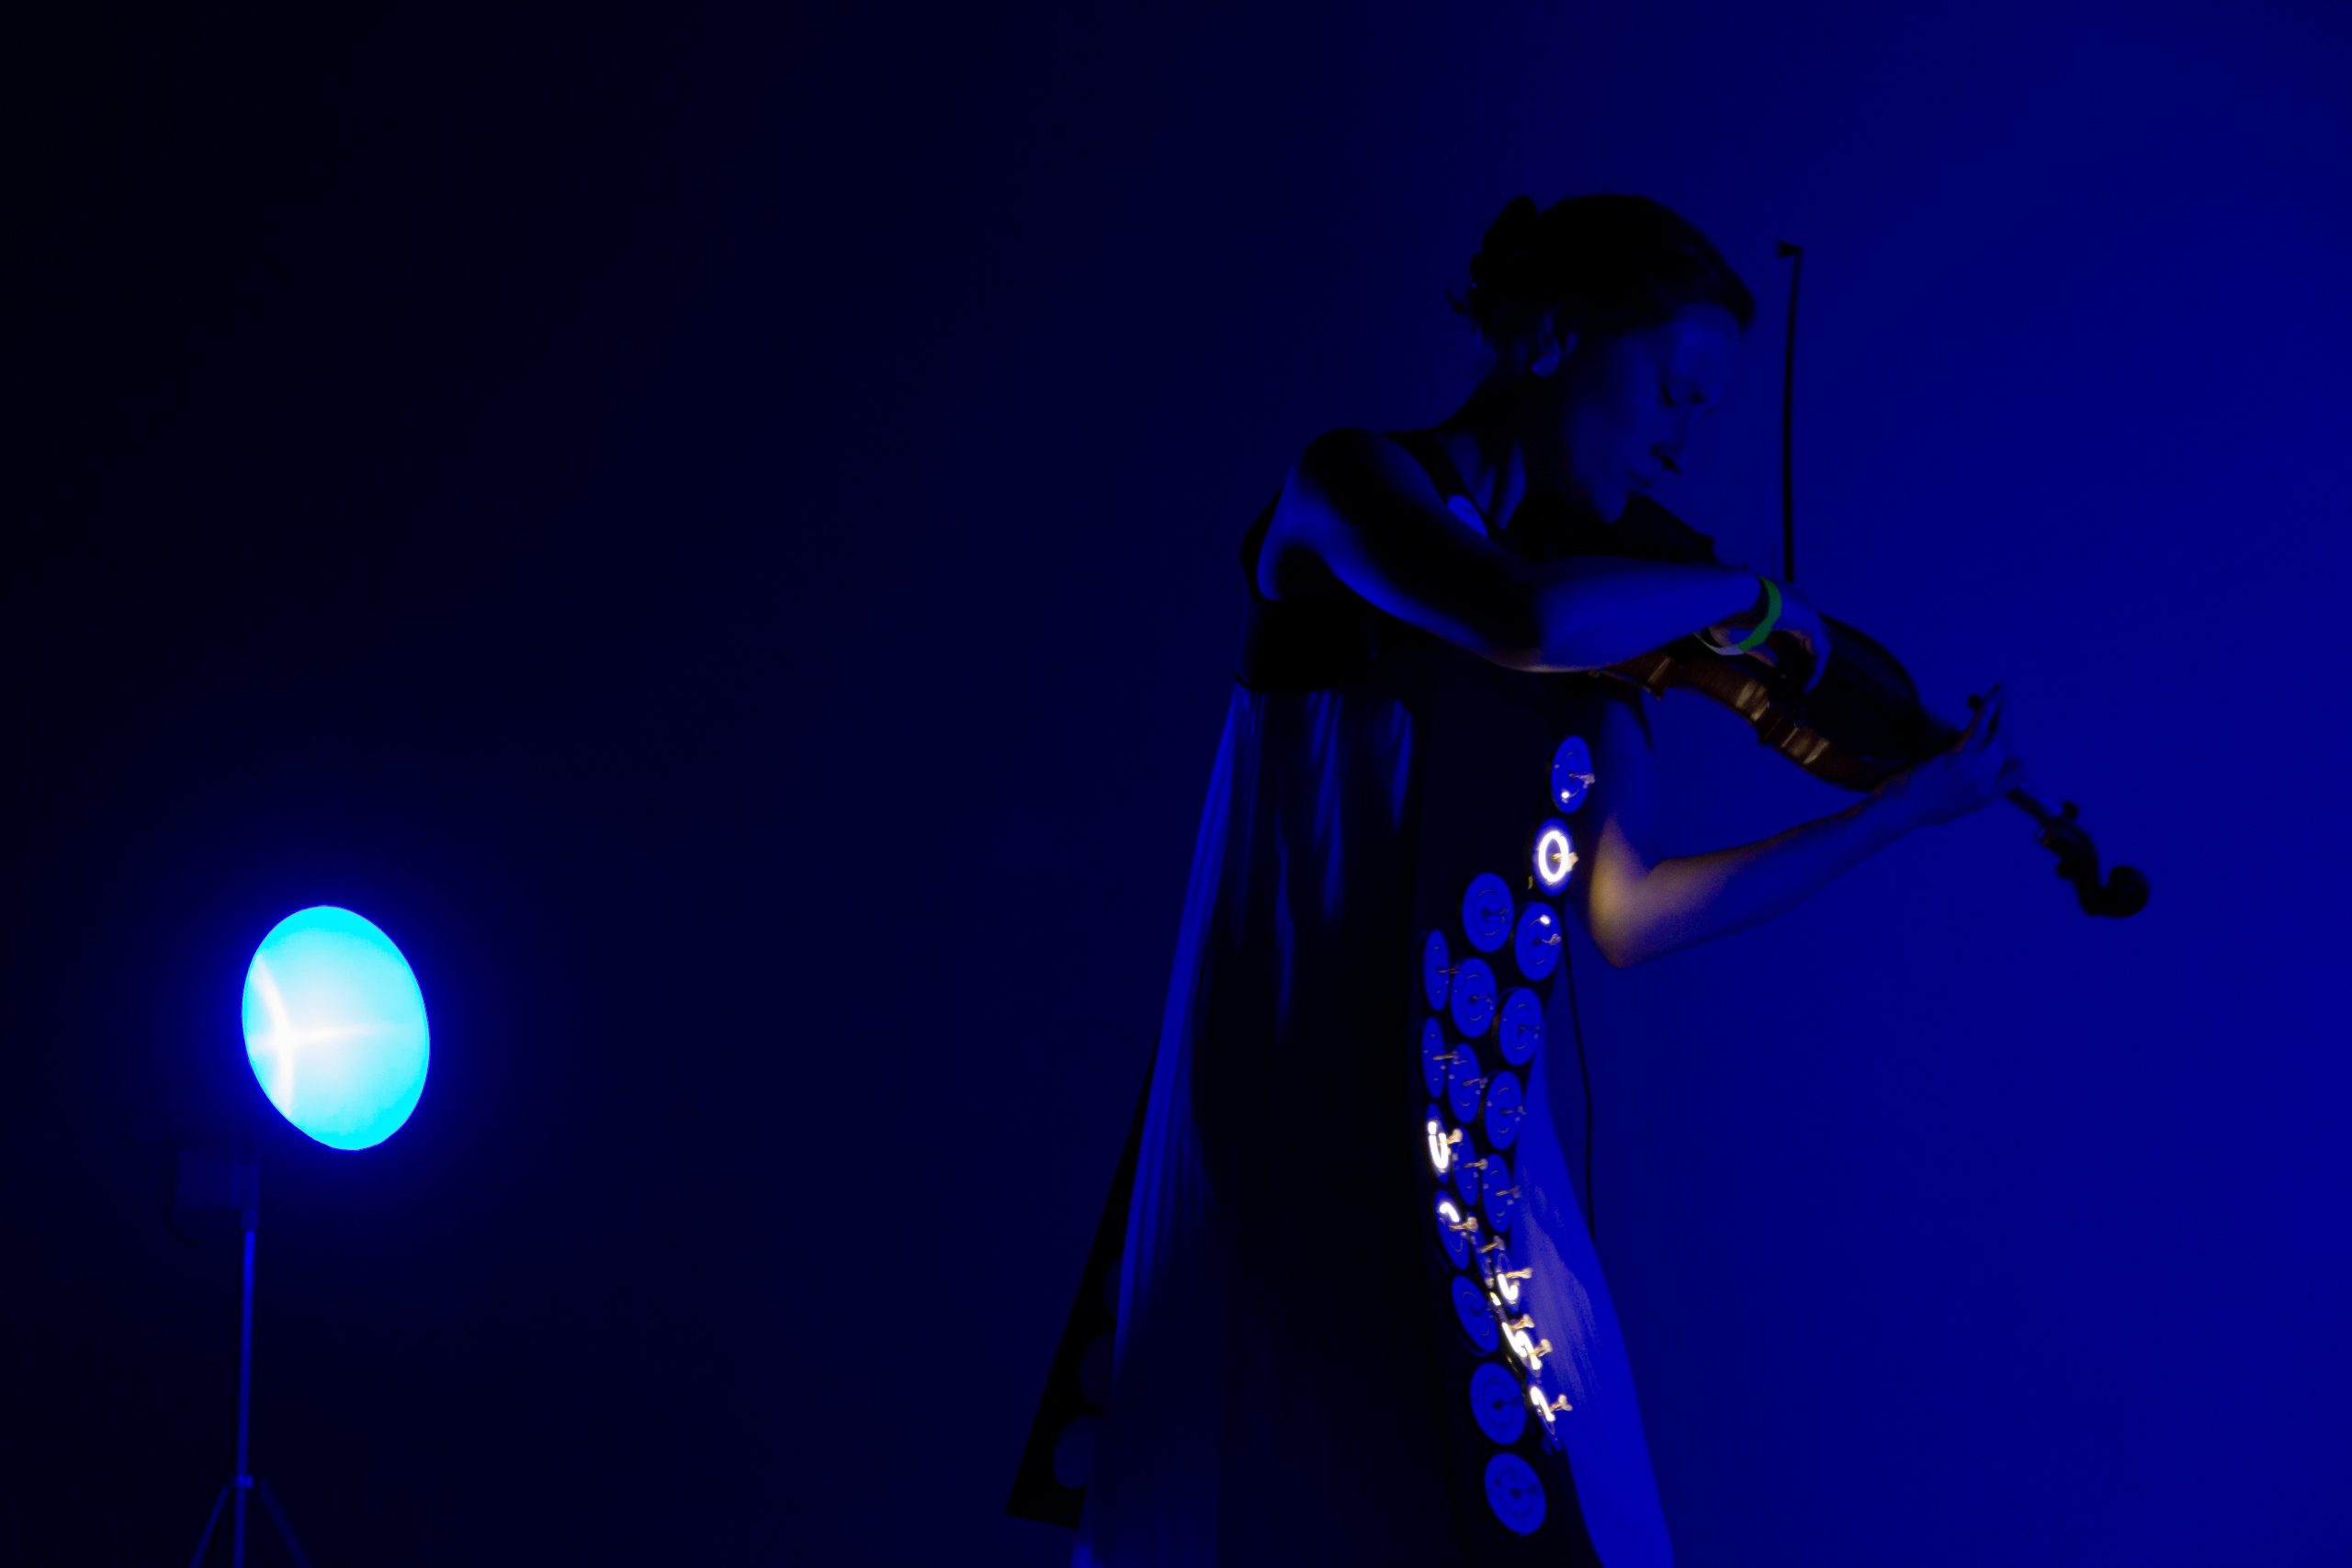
[1419,372,1611,544]
[1426,391,1592,538]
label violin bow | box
[1772,242,2146,917]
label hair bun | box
[1446,191,1757,357]
[1484,195,1541,251]
[1470,195,1544,295]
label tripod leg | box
[232,1219,255,1567]
[187,1483,229,1568]
[254,1478,314,1568]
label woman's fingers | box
[1965,683,2003,747]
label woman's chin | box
[1562,474,1634,524]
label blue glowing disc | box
[1531,818,1576,895]
[1512,905,1562,982]
[1447,1040,1487,1124]
[1476,1230,1519,1295]
[1481,1150,1519,1233]
[1460,873,1513,953]
[1435,1191,1473,1269]
[241,906,429,1151]
[1485,1071,1525,1150]
[1052,1415,1100,1488]
[1425,1103,1461,1180]
[1498,988,1543,1066]
[1485,1451,1546,1535]
[1453,1279,1501,1355]
[1470,1361,1527,1444]
[1550,734,1595,814]
[1453,1140,1482,1209]
[1450,957,1498,1037]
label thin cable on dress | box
[1559,930,1595,1242]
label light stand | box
[176,902,429,1567]
[185,1174,312,1568]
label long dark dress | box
[1025,431,1722,1565]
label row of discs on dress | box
[1413,734,1593,1542]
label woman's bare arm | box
[1558,695,1664,969]
[1609,795,1919,967]
[1567,691,1925,968]
[1282,427,1770,673]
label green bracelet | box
[1699,577,1782,656]
[1731,578,1782,652]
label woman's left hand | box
[1706,573,1832,695]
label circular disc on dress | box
[1420,1017,1449,1100]
[1052,1414,1101,1489]
[1449,956,1498,1037]
[1453,1145,1482,1209]
[1512,904,1563,982]
[1497,987,1542,1066]
[1531,818,1577,895]
[1469,1361,1528,1445]
[1485,1070,1525,1150]
[1460,873,1513,953]
[1435,1194,1473,1269]
[1527,1373,1569,1447]
[1480,1149,1518,1233]
[1445,1039,1485,1124]
[1474,1229,1515,1292]
[1420,1104,1458,1175]
[1422,931,1451,1011]
[1485,1451,1547,1536]
[1452,1276,1500,1354]
[1552,734,1595,814]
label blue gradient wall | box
[7,1,2343,1563]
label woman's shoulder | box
[1297,425,1448,503]
[1259,427,1449,602]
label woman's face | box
[1536,303,1741,521]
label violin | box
[1596,239,2146,919]
[1595,620,2149,917]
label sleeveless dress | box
[1025,432,1722,1566]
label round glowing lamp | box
[187,904,429,1567]
[241,905,429,1151]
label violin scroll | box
[2033,796,2151,919]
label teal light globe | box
[241,906,430,1150]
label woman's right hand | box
[1870,683,2029,829]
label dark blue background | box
[8,1,2346,1562]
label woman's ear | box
[1529,321,1578,378]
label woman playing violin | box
[1069,193,2024,1567]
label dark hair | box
[1449,193,1757,356]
